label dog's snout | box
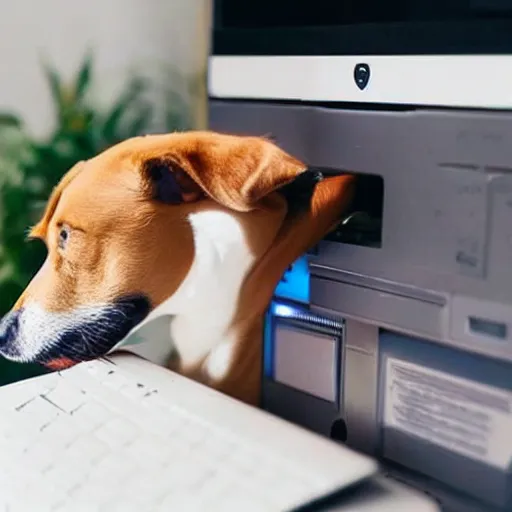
[0,310,21,348]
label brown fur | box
[11,131,355,405]
[169,174,355,404]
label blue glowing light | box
[274,255,310,304]
[272,303,297,318]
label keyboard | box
[0,353,377,512]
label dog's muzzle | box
[0,295,151,370]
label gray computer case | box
[210,100,512,512]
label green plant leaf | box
[0,280,24,316]
[75,50,93,101]
[0,358,47,387]
[0,113,23,129]
[42,59,65,119]
[0,52,185,360]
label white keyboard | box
[0,354,377,512]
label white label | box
[383,357,512,470]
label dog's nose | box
[0,310,21,348]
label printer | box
[208,1,512,511]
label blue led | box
[273,303,297,318]
[274,255,310,304]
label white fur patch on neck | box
[171,210,254,372]
[203,336,238,381]
[121,209,255,380]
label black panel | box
[213,0,512,55]
[213,21,512,55]
[216,0,512,28]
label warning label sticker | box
[383,357,512,470]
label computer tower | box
[209,2,512,510]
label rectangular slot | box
[274,326,338,403]
[265,301,344,403]
[322,172,384,248]
[469,316,508,341]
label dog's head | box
[0,131,346,370]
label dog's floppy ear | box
[142,134,307,212]
[143,158,204,205]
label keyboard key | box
[93,417,139,449]
[0,375,58,411]
[65,435,109,466]
[81,360,102,376]
[0,466,33,496]
[139,389,166,408]
[0,410,20,436]
[70,400,111,432]
[164,453,216,491]
[21,438,66,473]
[70,479,117,506]
[176,420,208,446]
[132,410,186,438]
[119,382,152,401]
[16,395,61,429]
[101,370,130,391]
[118,472,172,506]
[84,360,117,381]
[43,456,91,492]
[88,453,136,487]
[44,384,85,413]
[228,446,258,474]
[26,481,65,511]
[0,433,28,466]
[38,414,80,449]
[126,436,172,469]
[201,433,235,461]
[193,472,234,502]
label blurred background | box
[0,0,212,385]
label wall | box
[0,0,211,137]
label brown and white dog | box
[0,131,354,405]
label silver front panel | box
[210,100,512,511]
[210,100,512,361]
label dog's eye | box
[58,227,69,249]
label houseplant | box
[0,53,195,384]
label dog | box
[0,131,355,405]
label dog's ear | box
[143,158,204,205]
[142,134,306,212]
